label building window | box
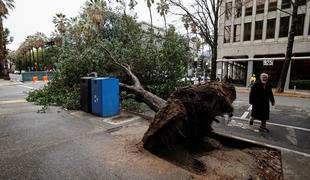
[266,19,276,39]
[296,14,305,36]
[255,21,263,40]
[268,0,277,12]
[234,24,241,42]
[244,22,251,41]
[224,26,231,43]
[279,16,290,37]
[244,0,253,16]
[225,2,232,19]
[298,0,306,6]
[281,0,291,9]
[256,0,265,14]
[309,19,310,35]
[234,0,242,18]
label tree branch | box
[98,43,142,87]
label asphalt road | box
[214,92,310,155]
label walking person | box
[249,73,275,132]
[249,74,256,88]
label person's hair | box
[260,73,268,78]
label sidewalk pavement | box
[212,118,310,180]
[235,86,310,98]
[0,79,23,86]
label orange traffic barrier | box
[43,75,48,82]
[32,76,38,83]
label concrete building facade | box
[217,0,310,88]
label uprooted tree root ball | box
[142,81,236,151]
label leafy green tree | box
[27,1,192,111]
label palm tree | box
[80,19,93,41]
[68,17,82,47]
[33,32,47,68]
[156,0,168,32]
[52,13,68,34]
[145,0,154,29]
[25,35,36,68]
[84,0,107,31]
[0,0,14,75]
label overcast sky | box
[5,0,182,50]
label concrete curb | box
[236,88,310,98]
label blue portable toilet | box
[91,77,120,117]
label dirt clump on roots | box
[142,81,236,151]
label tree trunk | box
[117,63,166,112]
[163,14,167,33]
[210,18,218,81]
[32,49,35,68]
[36,48,39,70]
[276,2,298,93]
[0,18,4,76]
[148,7,153,29]
[41,47,44,64]
[28,51,31,68]
[120,83,166,112]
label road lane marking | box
[0,99,27,105]
[286,128,298,145]
[19,85,35,90]
[240,111,249,119]
[232,116,310,132]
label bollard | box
[32,75,38,83]
[294,85,296,94]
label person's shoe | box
[259,126,269,132]
[249,118,254,125]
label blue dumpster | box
[91,77,120,117]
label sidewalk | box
[235,86,310,98]
[0,79,23,86]
[213,118,310,180]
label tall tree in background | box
[84,0,107,31]
[276,0,308,92]
[156,0,169,32]
[145,0,154,29]
[53,13,68,34]
[168,0,224,80]
[0,0,14,75]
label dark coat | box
[249,80,275,121]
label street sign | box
[263,59,274,66]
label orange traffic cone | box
[32,75,38,83]
[43,75,48,82]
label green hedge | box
[289,80,310,90]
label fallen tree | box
[142,82,236,151]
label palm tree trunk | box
[36,48,39,70]
[29,51,32,69]
[163,14,167,33]
[276,2,298,93]
[0,18,4,75]
[41,47,44,65]
[30,49,34,69]
[148,7,153,29]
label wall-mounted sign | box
[263,59,274,66]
